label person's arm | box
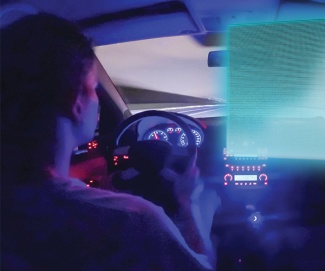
[168,153,219,267]
[140,196,214,271]
[172,164,205,254]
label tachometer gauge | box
[147,130,168,142]
[179,129,202,147]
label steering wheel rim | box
[112,110,197,158]
[108,110,199,214]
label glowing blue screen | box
[227,20,325,160]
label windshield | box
[95,35,227,118]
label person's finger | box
[183,152,197,176]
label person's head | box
[1,13,97,182]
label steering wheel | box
[107,110,199,216]
[108,110,197,174]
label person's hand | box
[171,152,199,208]
[170,151,219,225]
[165,151,220,264]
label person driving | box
[1,13,216,270]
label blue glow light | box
[227,20,325,160]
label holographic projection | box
[227,20,325,160]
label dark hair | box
[1,13,95,183]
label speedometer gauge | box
[147,130,168,142]
[179,130,202,147]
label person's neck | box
[53,144,73,178]
[51,117,77,179]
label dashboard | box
[134,113,205,148]
[141,123,204,147]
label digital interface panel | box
[234,175,258,181]
[227,20,325,160]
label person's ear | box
[71,95,84,123]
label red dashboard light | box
[224,174,233,181]
[88,140,98,150]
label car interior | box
[1,0,325,270]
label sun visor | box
[1,1,201,46]
[82,12,200,46]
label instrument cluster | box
[142,124,203,147]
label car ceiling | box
[1,0,325,102]
[2,0,325,45]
